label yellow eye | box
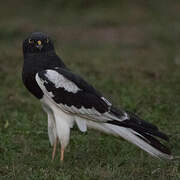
[28,39,33,44]
[37,40,42,45]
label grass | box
[0,0,180,179]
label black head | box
[23,32,55,55]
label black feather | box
[38,69,109,113]
[107,109,171,155]
[134,130,171,155]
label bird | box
[22,32,173,162]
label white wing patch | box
[45,70,81,93]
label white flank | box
[45,70,81,93]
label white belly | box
[41,95,74,149]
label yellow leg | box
[60,148,64,162]
[52,137,58,161]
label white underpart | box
[42,103,56,146]
[45,70,81,93]
[41,95,74,149]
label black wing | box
[35,67,127,122]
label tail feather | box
[125,111,159,131]
[105,108,173,159]
[132,128,171,155]
[126,111,169,141]
[109,119,169,141]
[106,124,173,159]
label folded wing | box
[35,68,128,122]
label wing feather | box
[35,68,127,122]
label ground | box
[0,0,180,179]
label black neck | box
[24,50,56,58]
[22,51,67,99]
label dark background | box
[0,1,180,179]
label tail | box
[105,108,173,160]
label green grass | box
[0,0,180,179]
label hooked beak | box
[36,40,43,50]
